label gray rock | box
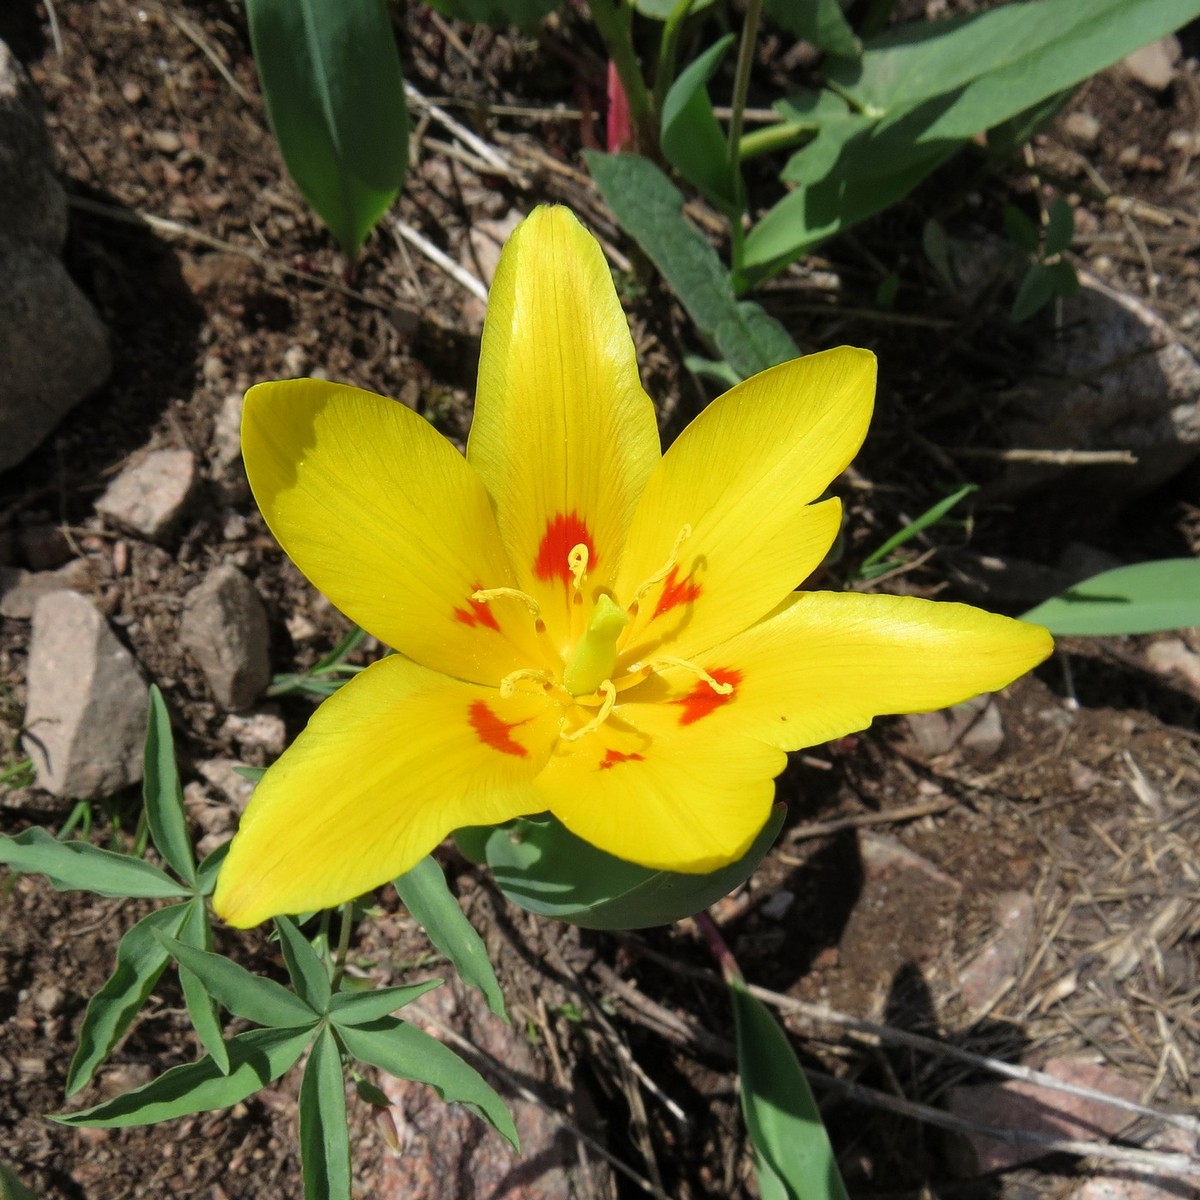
[219,709,286,762]
[957,891,1036,1011]
[0,558,97,619]
[1122,35,1181,92]
[208,391,249,503]
[1145,638,1200,695]
[22,590,149,799]
[181,566,270,710]
[96,448,197,541]
[904,694,1004,760]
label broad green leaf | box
[339,1017,518,1150]
[1022,559,1200,635]
[196,840,230,897]
[276,916,332,1012]
[730,977,849,1200]
[329,981,443,1027]
[178,897,228,1074]
[246,0,408,257]
[764,0,859,58]
[661,35,739,217]
[395,857,506,1020]
[683,355,741,389]
[1003,205,1040,255]
[53,1026,314,1128]
[0,1162,37,1200]
[157,935,320,1029]
[1010,263,1058,322]
[66,904,189,1096]
[485,806,785,929]
[142,686,196,886]
[0,828,190,900]
[1045,196,1075,257]
[986,87,1074,155]
[585,151,799,379]
[424,0,561,22]
[299,1026,351,1200]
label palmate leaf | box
[142,685,196,885]
[338,1017,518,1149]
[177,896,229,1073]
[0,828,189,900]
[53,1026,314,1128]
[275,916,332,1012]
[328,980,443,1027]
[299,1026,351,1200]
[66,903,189,1096]
[394,856,506,1019]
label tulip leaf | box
[53,1026,314,1128]
[156,934,320,1030]
[338,1017,519,1150]
[177,898,228,1074]
[485,805,786,929]
[328,980,444,1027]
[245,0,408,258]
[730,977,848,1200]
[66,903,189,1097]
[394,856,507,1020]
[585,150,799,380]
[275,916,332,1012]
[299,1025,351,1200]
[142,685,196,885]
[0,828,190,900]
[1022,559,1200,635]
[764,0,860,59]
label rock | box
[208,391,249,503]
[219,709,287,763]
[958,891,1036,1011]
[22,590,149,798]
[96,448,197,541]
[180,566,270,710]
[0,41,111,473]
[904,694,1004,760]
[946,1057,1142,1174]
[0,558,97,619]
[1122,36,1181,91]
[1072,1127,1197,1200]
[1145,638,1200,695]
[1063,111,1101,145]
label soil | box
[2,2,1199,1198]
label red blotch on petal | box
[534,512,595,585]
[598,748,645,771]
[652,565,703,619]
[673,668,742,727]
[453,582,501,633]
[468,701,527,758]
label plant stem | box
[695,909,743,984]
[329,901,354,991]
[653,0,695,123]
[587,0,657,154]
[740,118,812,161]
[725,0,762,275]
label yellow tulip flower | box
[214,206,1051,927]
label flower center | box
[562,593,629,696]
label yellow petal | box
[243,378,543,685]
[614,346,875,664]
[534,702,784,874]
[468,206,661,652]
[642,591,1053,751]
[213,655,560,927]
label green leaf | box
[1044,197,1075,256]
[177,897,228,1074]
[276,916,332,1012]
[684,354,742,389]
[0,828,190,900]
[764,0,860,59]
[142,686,196,886]
[330,981,443,1027]
[730,977,849,1200]
[1002,204,1040,254]
[53,1026,314,1128]
[339,1017,519,1150]
[196,840,230,897]
[245,0,408,257]
[661,35,739,217]
[157,935,320,1029]
[586,151,799,379]
[860,483,977,574]
[66,903,189,1096]
[423,0,561,23]
[1022,559,1200,635]
[394,857,506,1020]
[1010,262,1060,322]
[0,1162,38,1200]
[485,805,786,929]
[299,1026,351,1200]
[635,0,717,18]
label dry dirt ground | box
[1,2,1199,1198]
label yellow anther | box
[563,594,630,696]
[499,668,556,698]
[471,586,541,617]
[641,656,733,694]
[560,681,616,742]
[632,525,693,608]
[568,542,589,593]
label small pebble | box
[150,129,182,154]
[121,80,143,104]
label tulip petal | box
[214,654,559,927]
[535,703,784,875]
[468,206,661,652]
[641,591,1054,751]
[243,379,546,686]
[614,346,875,664]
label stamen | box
[641,656,734,695]
[632,525,693,609]
[472,586,541,617]
[499,668,556,698]
[560,681,616,742]
[568,542,589,593]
